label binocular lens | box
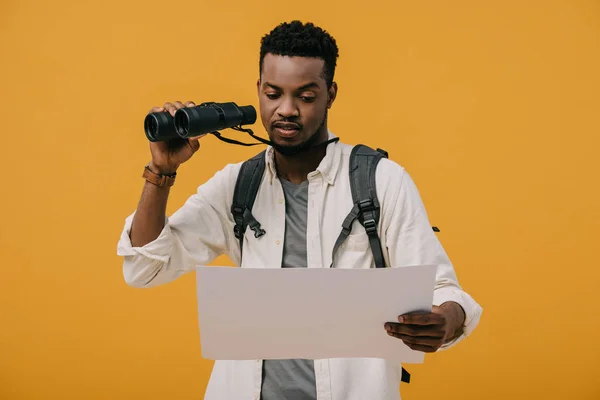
[238,105,257,126]
[146,117,157,140]
[143,102,257,142]
[174,110,189,137]
[144,112,178,142]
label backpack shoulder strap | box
[331,144,388,268]
[350,144,388,268]
[231,150,267,258]
[330,144,413,384]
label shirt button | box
[278,198,283,204]
[276,240,281,245]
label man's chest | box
[238,177,377,270]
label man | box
[117,20,482,400]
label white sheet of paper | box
[195,265,437,363]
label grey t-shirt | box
[260,178,317,400]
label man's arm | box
[377,160,482,351]
[117,100,244,288]
[117,162,241,288]
[129,162,174,248]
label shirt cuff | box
[432,287,482,350]
[116,211,173,263]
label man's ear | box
[327,82,338,109]
[257,79,261,93]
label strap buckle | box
[358,199,375,212]
[363,217,377,234]
[233,224,242,239]
[231,205,243,215]
[248,220,266,238]
[231,205,245,239]
[242,208,266,239]
[357,199,378,234]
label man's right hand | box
[148,101,206,174]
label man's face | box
[257,53,336,151]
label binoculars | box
[144,101,257,142]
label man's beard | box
[268,110,328,157]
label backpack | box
[230,143,432,384]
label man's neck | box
[274,130,329,185]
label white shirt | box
[117,133,482,400]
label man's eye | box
[301,96,315,102]
[266,93,279,99]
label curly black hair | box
[259,20,339,88]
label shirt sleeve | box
[116,162,242,288]
[378,160,482,350]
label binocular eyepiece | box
[144,102,257,142]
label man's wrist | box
[149,161,178,176]
[143,162,178,188]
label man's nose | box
[276,98,299,118]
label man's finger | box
[395,333,442,348]
[387,331,439,352]
[406,343,438,353]
[163,102,176,116]
[398,312,445,326]
[385,322,444,338]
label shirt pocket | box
[336,231,372,268]
[343,232,370,251]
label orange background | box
[1,0,599,399]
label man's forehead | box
[261,53,326,87]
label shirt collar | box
[265,130,341,185]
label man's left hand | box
[384,302,466,353]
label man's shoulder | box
[210,159,245,181]
[195,158,246,199]
[211,149,268,177]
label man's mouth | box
[273,123,301,137]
